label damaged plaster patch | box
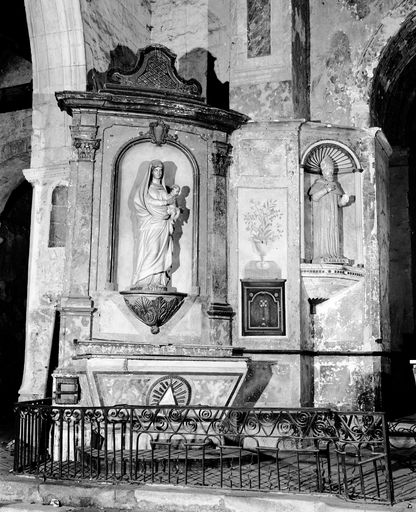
[230,81,293,120]
[337,0,371,20]
[315,359,376,410]
[319,30,355,124]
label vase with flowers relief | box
[244,199,283,269]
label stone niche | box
[54,45,249,408]
[229,121,391,410]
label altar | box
[48,44,391,412]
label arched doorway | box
[371,13,416,417]
[0,181,32,425]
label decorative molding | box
[105,44,203,100]
[207,302,235,319]
[139,119,178,146]
[211,141,232,177]
[60,296,95,317]
[301,140,362,175]
[70,125,100,161]
[56,91,249,135]
[146,375,192,406]
[368,127,393,158]
[308,297,328,315]
[23,165,70,185]
[74,340,234,358]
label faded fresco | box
[238,187,287,285]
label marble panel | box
[94,372,242,407]
[247,0,271,58]
[85,358,248,408]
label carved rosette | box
[212,141,232,177]
[70,125,100,161]
[120,290,187,334]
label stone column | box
[59,121,100,366]
[18,165,69,401]
[207,140,234,345]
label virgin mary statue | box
[131,159,180,291]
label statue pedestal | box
[301,263,364,302]
[120,290,187,334]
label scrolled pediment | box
[104,44,203,101]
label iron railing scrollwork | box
[13,401,394,504]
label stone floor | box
[0,423,14,475]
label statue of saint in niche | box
[131,159,181,291]
[308,155,352,264]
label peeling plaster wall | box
[310,0,416,127]
[230,0,293,120]
[314,356,377,411]
[0,109,32,214]
[150,0,210,96]
[0,55,32,88]
[80,0,151,74]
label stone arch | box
[344,1,416,126]
[0,180,32,422]
[369,10,416,136]
[366,4,416,417]
[24,0,87,168]
[0,142,31,215]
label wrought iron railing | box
[13,401,394,503]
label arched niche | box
[110,140,198,295]
[48,185,68,248]
[301,140,363,266]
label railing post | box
[13,404,21,472]
[382,413,394,505]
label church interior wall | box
[0,109,31,214]
[310,0,416,127]
[229,0,294,120]
[0,181,32,423]
[81,0,151,79]
[388,148,413,348]
[0,0,413,417]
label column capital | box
[70,124,100,161]
[211,141,233,177]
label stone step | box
[0,505,76,512]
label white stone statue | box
[131,159,180,291]
[308,155,351,264]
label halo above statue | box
[301,140,362,175]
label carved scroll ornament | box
[105,44,203,100]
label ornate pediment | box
[104,44,203,101]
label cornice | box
[23,165,70,184]
[56,90,249,135]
